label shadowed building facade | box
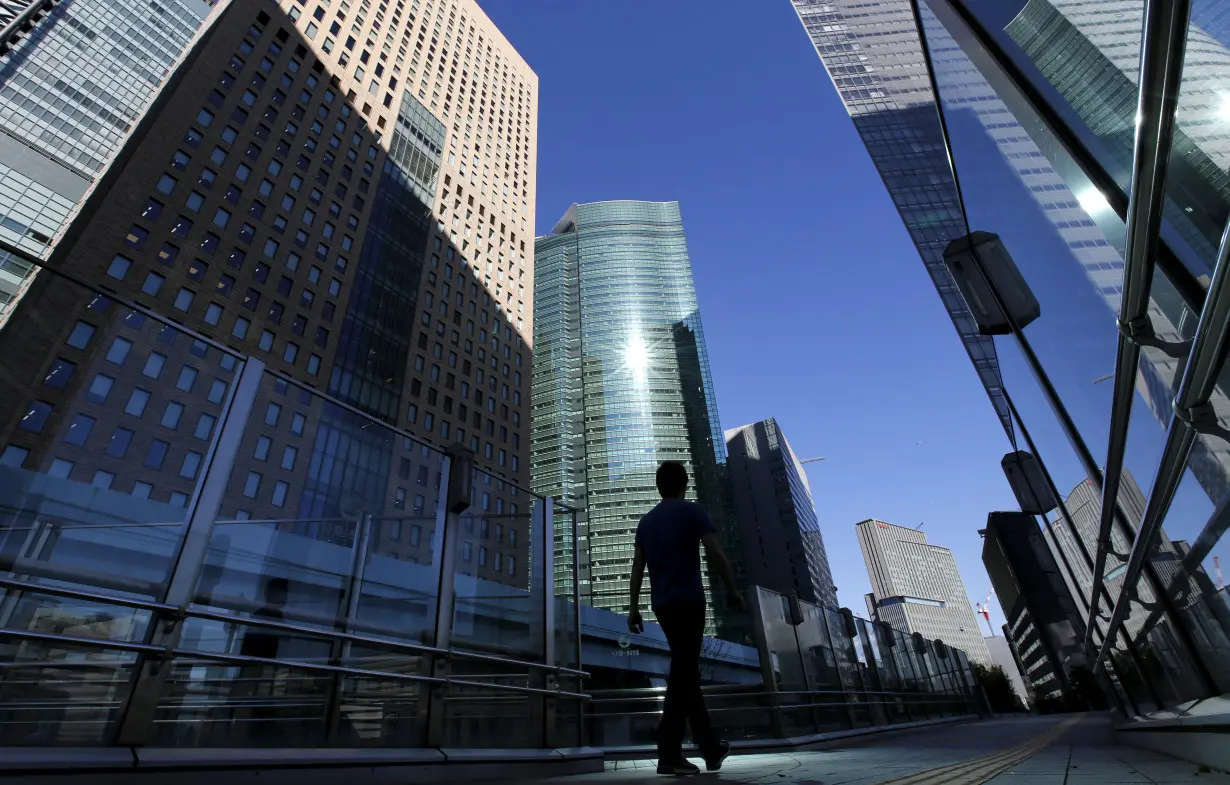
[0,0,537,592]
[725,417,837,609]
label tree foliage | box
[972,662,1026,713]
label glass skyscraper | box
[533,200,740,633]
[791,0,1230,735]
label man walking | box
[629,461,745,776]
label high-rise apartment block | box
[0,0,536,582]
[532,201,741,632]
[725,417,836,608]
[857,518,992,665]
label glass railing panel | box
[147,651,431,748]
[450,469,539,662]
[188,371,446,644]
[0,266,244,602]
[0,648,140,745]
[753,587,814,736]
[855,618,891,726]
[552,502,581,673]
[793,601,849,733]
[823,608,869,726]
[442,653,534,748]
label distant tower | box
[857,518,993,665]
[725,417,837,608]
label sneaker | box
[656,758,700,776]
[703,740,731,772]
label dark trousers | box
[654,601,719,760]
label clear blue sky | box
[478,0,1020,626]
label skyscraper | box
[725,417,837,608]
[857,518,992,664]
[532,201,741,632]
[983,511,1093,709]
[789,0,1014,441]
[0,0,536,581]
[0,0,218,319]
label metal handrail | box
[0,574,590,679]
[1085,0,1193,656]
[1094,212,1230,675]
[185,605,590,678]
[0,577,177,614]
[587,685,962,702]
[593,698,972,719]
[0,626,588,700]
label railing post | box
[425,452,458,748]
[325,512,374,743]
[112,357,265,746]
[527,497,555,748]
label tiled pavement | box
[492,714,1230,784]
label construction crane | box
[975,592,996,637]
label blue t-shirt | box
[635,499,717,608]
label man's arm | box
[628,544,646,632]
[701,533,745,610]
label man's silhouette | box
[240,577,288,659]
[629,461,745,776]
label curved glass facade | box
[532,201,741,635]
[792,0,1230,722]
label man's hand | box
[726,591,747,613]
[628,608,644,634]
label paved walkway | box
[498,714,1230,784]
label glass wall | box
[914,0,1230,716]
[745,587,980,739]
[0,258,584,749]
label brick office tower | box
[0,0,537,589]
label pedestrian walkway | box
[487,714,1230,784]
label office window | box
[181,451,203,480]
[161,402,184,429]
[124,389,150,416]
[143,353,167,379]
[87,374,115,403]
[144,440,170,469]
[63,414,94,446]
[195,413,216,440]
[177,366,198,392]
[107,255,132,280]
[243,472,261,498]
